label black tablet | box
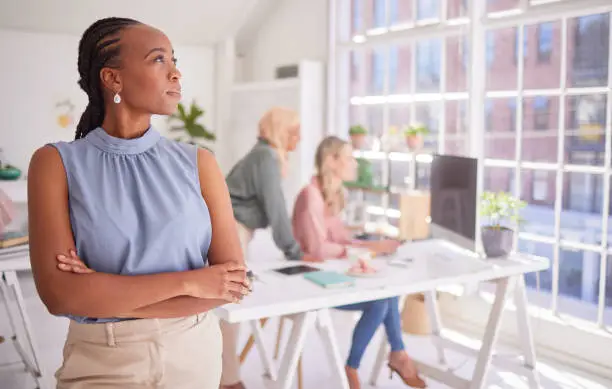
[273,265,320,276]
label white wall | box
[0,29,215,174]
[240,0,328,82]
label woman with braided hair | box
[27,17,249,388]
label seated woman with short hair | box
[291,136,426,389]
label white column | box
[214,38,236,174]
[468,0,487,253]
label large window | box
[337,0,612,329]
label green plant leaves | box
[189,123,216,140]
[168,100,216,143]
[404,123,430,136]
[349,125,367,136]
[480,191,527,228]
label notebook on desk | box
[303,271,355,289]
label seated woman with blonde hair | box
[221,107,318,389]
[292,136,426,389]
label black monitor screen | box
[430,154,478,242]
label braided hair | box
[75,17,141,140]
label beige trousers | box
[55,313,221,389]
[220,221,253,385]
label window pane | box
[522,96,559,163]
[445,100,469,156]
[484,98,517,160]
[389,193,400,210]
[388,159,431,190]
[524,21,561,89]
[390,43,412,95]
[389,104,411,151]
[484,167,516,195]
[446,35,468,92]
[350,50,364,97]
[415,102,440,151]
[390,160,411,190]
[487,0,520,13]
[447,0,468,20]
[561,172,604,239]
[351,0,363,35]
[416,0,439,20]
[557,248,601,323]
[565,95,607,166]
[604,254,612,327]
[350,105,363,129]
[365,0,387,29]
[390,159,431,191]
[568,13,610,88]
[486,27,518,91]
[519,240,554,308]
[367,47,386,95]
[364,161,386,189]
[520,170,556,237]
[416,161,431,190]
[365,105,384,140]
[416,38,442,92]
[389,0,413,27]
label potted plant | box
[480,191,526,258]
[168,101,216,148]
[349,125,368,150]
[404,123,429,151]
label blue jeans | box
[336,297,405,368]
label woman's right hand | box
[185,263,251,303]
[369,239,401,256]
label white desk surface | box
[216,239,549,323]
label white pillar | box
[214,38,236,174]
[468,0,487,253]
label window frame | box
[334,0,612,333]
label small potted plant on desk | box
[349,125,368,150]
[404,123,429,151]
[480,191,526,258]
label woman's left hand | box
[56,249,95,274]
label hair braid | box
[75,17,141,140]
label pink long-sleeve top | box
[292,177,356,259]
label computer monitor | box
[429,154,478,251]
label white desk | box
[0,246,45,389]
[215,239,549,389]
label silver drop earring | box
[113,92,121,104]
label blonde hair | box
[315,136,349,215]
[258,107,300,177]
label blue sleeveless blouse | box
[50,127,212,323]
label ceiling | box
[0,0,263,45]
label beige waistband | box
[67,313,211,345]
